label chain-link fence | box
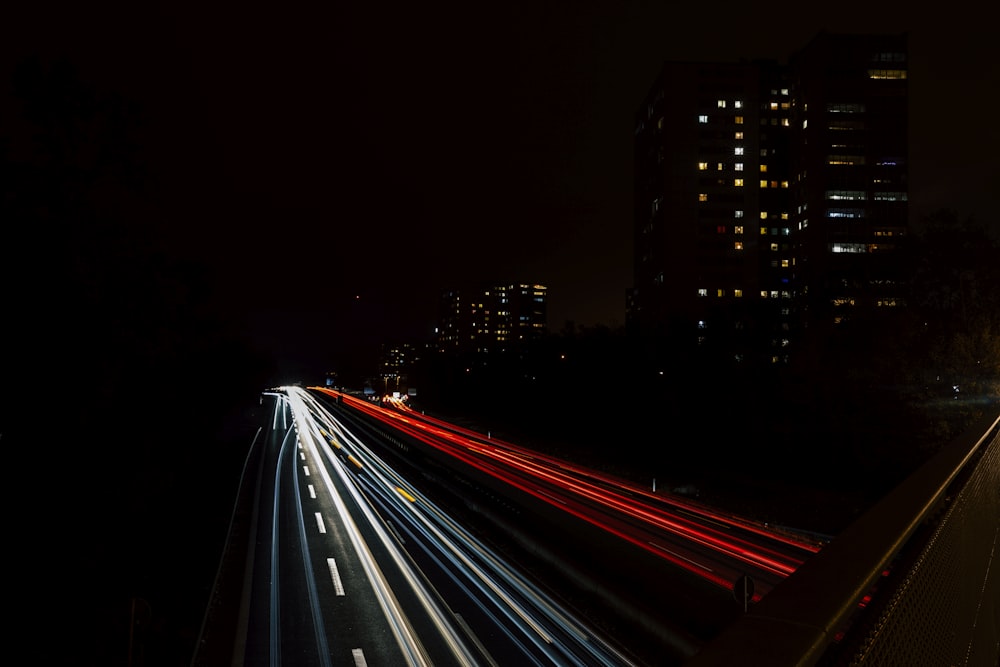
[687,410,1000,667]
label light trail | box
[315,387,823,598]
[297,387,638,666]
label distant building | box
[436,288,469,354]
[630,32,910,367]
[436,283,548,356]
[376,341,423,395]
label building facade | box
[630,32,909,367]
[436,283,548,356]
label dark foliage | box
[3,56,275,667]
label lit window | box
[698,288,708,297]
[734,100,743,108]
[760,227,767,234]
[734,179,743,187]
[698,114,708,123]
[770,102,778,110]
[760,180,768,188]
[760,290,768,298]
[771,181,778,188]
[781,259,790,267]
[781,181,789,188]
[734,131,743,140]
[826,190,867,201]
[699,193,708,202]
[735,163,743,171]
[781,88,789,95]
[868,69,907,80]
[734,147,744,156]
[734,210,744,218]
[698,162,708,170]
[717,163,724,171]
[717,100,726,108]
[827,103,866,114]
[831,243,867,254]
[827,155,866,166]
[760,212,768,220]
[717,289,725,297]
[717,225,727,234]
[734,225,743,234]
[781,213,789,220]
[735,116,743,124]
[875,52,906,63]
[770,243,779,251]
[760,164,768,173]
[734,289,743,297]
[734,242,743,250]
[782,118,789,126]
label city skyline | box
[4,2,997,384]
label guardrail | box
[685,407,1000,667]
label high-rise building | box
[789,32,910,336]
[630,32,909,367]
[436,283,548,356]
[436,288,468,353]
[376,341,422,395]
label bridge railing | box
[685,407,1000,667]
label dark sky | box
[4,0,997,383]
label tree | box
[2,55,274,667]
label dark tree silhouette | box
[2,55,275,667]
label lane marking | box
[303,466,310,476]
[315,512,326,534]
[351,648,366,666]
[308,484,316,498]
[648,540,713,571]
[535,489,567,505]
[327,558,345,596]
[385,521,405,545]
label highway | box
[225,387,638,666]
[306,387,829,663]
[320,388,823,601]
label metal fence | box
[685,408,1000,667]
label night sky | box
[4,0,997,384]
